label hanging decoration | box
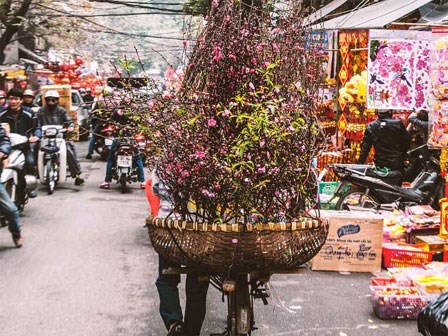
[428,28,448,148]
[367,29,431,110]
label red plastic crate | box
[371,277,395,286]
[382,245,433,268]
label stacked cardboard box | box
[311,210,384,272]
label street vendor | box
[148,168,209,336]
[358,109,411,185]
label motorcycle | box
[37,125,68,195]
[329,145,444,211]
[0,133,37,215]
[93,123,116,161]
[111,134,146,194]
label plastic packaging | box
[417,291,448,335]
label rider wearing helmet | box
[22,89,38,108]
[37,90,84,186]
[0,90,7,109]
[83,87,94,103]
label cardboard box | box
[311,211,384,272]
[415,235,448,252]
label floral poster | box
[428,28,448,148]
[367,30,431,110]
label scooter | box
[0,133,37,212]
[329,145,444,211]
[37,125,67,195]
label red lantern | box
[74,57,83,65]
[59,64,68,72]
[57,71,65,79]
[75,69,82,76]
[70,63,79,70]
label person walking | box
[149,168,209,336]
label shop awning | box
[312,0,433,30]
[304,0,348,25]
[419,2,448,24]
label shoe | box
[167,321,184,336]
[74,177,85,186]
[99,182,110,189]
[12,234,23,248]
[140,182,145,189]
[86,154,92,159]
[28,190,37,198]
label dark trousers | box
[156,255,209,336]
[66,141,82,177]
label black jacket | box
[358,117,411,171]
[0,106,42,138]
[37,105,74,128]
[0,125,11,172]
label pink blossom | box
[194,151,206,158]
[222,109,231,117]
[208,118,217,127]
[257,167,266,174]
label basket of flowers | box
[140,1,329,272]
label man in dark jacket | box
[37,90,84,186]
[358,109,411,185]
[0,89,41,197]
[0,124,23,247]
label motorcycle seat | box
[40,144,59,154]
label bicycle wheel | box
[335,188,379,210]
[227,274,251,336]
[46,161,56,195]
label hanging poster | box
[428,28,448,148]
[367,30,431,110]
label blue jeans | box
[104,140,145,183]
[0,181,20,235]
[156,255,209,335]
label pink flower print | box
[208,118,217,127]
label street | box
[0,142,422,336]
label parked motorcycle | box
[329,145,444,211]
[37,125,68,195]
[111,135,146,193]
[0,133,37,212]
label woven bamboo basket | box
[146,216,329,273]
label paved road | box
[0,142,422,336]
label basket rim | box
[146,216,325,232]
